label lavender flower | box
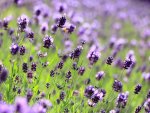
[116,92,129,108]
[95,71,105,80]
[57,61,64,69]
[22,63,28,73]
[106,56,113,65]
[84,85,95,98]
[26,90,33,102]
[147,90,150,98]
[17,15,28,32]
[144,98,150,113]
[87,51,100,65]
[0,68,8,83]
[134,84,142,94]
[19,45,26,55]
[91,89,105,103]
[60,91,66,101]
[57,16,66,28]
[78,66,85,75]
[51,24,58,34]
[43,35,54,48]
[31,62,37,71]
[123,59,133,69]
[70,46,83,59]
[113,80,123,92]
[10,43,19,55]
[135,106,142,113]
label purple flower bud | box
[78,66,85,75]
[43,35,54,48]
[135,106,141,113]
[106,56,113,65]
[17,15,28,32]
[19,45,26,55]
[22,63,28,73]
[113,80,123,92]
[57,16,66,28]
[84,85,95,98]
[0,68,8,83]
[95,71,105,80]
[134,84,142,94]
[116,92,129,108]
[10,43,19,55]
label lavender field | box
[0,0,150,113]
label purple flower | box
[57,16,66,28]
[43,35,54,48]
[106,56,113,65]
[15,97,28,113]
[51,24,58,34]
[113,80,122,92]
[70,46,83,59]
[134,84,142,94]
[78,66,85,75]
[10,43,19,55]
[135,106,142,113]
[0,68,8,83]
[19,45,26,55]
[116,92,129,108]
[87,51,100,65]
[123,59,133,69]
[95,71,105,80]
[17,15,28,32]
[22,63,28,73]
[144,98,150,112]
[84,85,95,98]
[31,62,37,71]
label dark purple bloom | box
[50,70,55,77]
[29,56,33,62]
[0,68,8,83]
[60,91,66,100]
[17,15,28,32]
[51,24,58,34]
[26,31,34,39]
[113,80,123,92]
[87,51,100,65]
[144,98,150,112]
[66,71,72,79]
[43,35,54,48]
[22,63,28,73]
[10,43,19,55]
[72,62,78,70]
[78,66,85,75]
[147,90,150,98]
[84,85,95,98]
[57,16,66,28]
[27,71,33,79]
[106,56,113,65]
[70,46,83,59]
[19,45,26,55]
[57,61,64,69]
[116,92,129,108]
[95,71,105,80]
[91,92,101,103]
[123,59,133,69]
[31,62,37,71]
[134,84,142,94]
[3,18,9,29]
[35,8,41,16]
[26,90,33,102]
[135,106,142,113]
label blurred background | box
[1,0,150,35]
